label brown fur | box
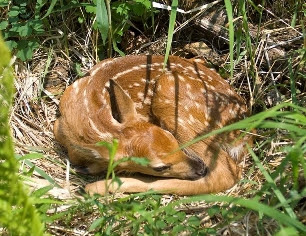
[54,55,251,195]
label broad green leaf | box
[96,0,109,45]
[0,20,8,30]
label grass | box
[0,0,305,235]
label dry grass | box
[8,1,305,235]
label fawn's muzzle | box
[187,155,208,180]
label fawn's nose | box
[187,155,208,180]
[195,163,208,177]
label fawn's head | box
[110,79,207,180]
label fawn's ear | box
[109,79,138,123]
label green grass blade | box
[288,57,298,105]
[24,159,61,188]
[163,0,178,68]
[42,0,58,19]
[249,147,297,219]
[172,195,306,232]
[224,0,234,78]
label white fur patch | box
[89,118,113,140]
[229,143,244,160]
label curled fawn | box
[54,55,251,195]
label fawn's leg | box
[85,151,241,196]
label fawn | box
[54,55,251,195]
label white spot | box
[90,66,101,76]
[143,97,151,105]
[204,121,209,126]
[137,92,144,100]
[227,89,234,95]
[186,66,197,74]
[194,58,204,63]
[147,89,154,96]
[195,102,201,109]
[133,82,141,87]
[200,88,206,93]
[91,150,102,159]
[101,98,107,105]
[157,84,162,91]
[229,109,235,115]
[189,114,195,123]
[207,84,216,91]
[135,102,143,109]
[72,81,80,94]
[105,81,110,88]
[178,118,185,125]
[164,99,171,104]
[186,91,195,99]
[84,98,89,112]
[178,75,186,82]
[207,75,213,81]
[186,83,191,90]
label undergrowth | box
[0,0,305,235]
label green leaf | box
[173,224,185,233]
[156,220,166,229]
[8,10,19,17]
[130,157,150,166]
[176,211,186,221]
[89,217,104,231]
[16,40,40,61]
[5,40,17,50]
[31,185,54,198]
[0,20,8,30]
[96,0,109,45]
[18,24,32,37]
[17,153,44,161]
[207,205,221,216]
[85,5,96,14]
[187,216,201,227]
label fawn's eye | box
[152,165,171,172]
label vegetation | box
[0,0,305,235]
[0,35,44,235]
